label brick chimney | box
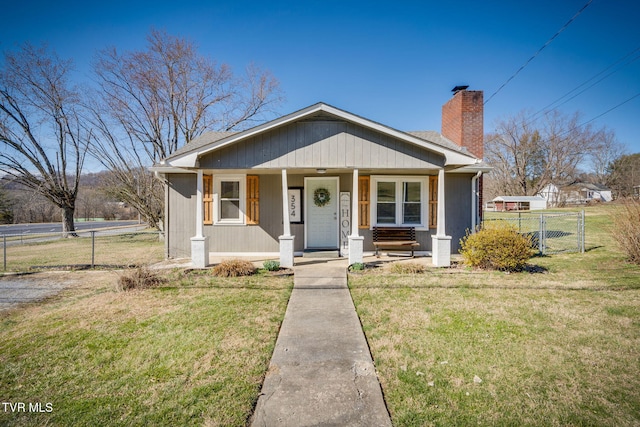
[441,87,484,159]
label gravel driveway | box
[0,273,74,311]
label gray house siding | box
[445,173,474,252]
[166,173,196,259]
[166,171,474,257]
[204,174,282,252]
[358,174,473,254]
[199,120,446,170]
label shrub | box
[460,223,534,272]
[117,266,165,291]
[389,261,426,274]
[212,259,256,277]
[349,262,366,272]
[612,199,640,265]
[262,260,281,271]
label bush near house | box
[460,223,534,272]
[612,198,640,265]
[262,260,281,271]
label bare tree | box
[590,128,626,184]
[607,153,640,198]
[0,44,88,236]
[87,29,283,229]
[486,109,605,196]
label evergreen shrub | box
[460,223,534,272]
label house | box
[490,196,547,211]
[539,182,612,206]
[150,88,490,268]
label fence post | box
[581,210,585,253]
[539,214,545,255]
[518,212,522,233]
[3,235,6,271]
[91,231,96,268]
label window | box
[214,175,246,224]
[371,176,429,228]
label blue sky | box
[2,0,639,161]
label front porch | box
[188,168,454,269]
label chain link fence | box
[2,228,164,272]
[483,211,585,255]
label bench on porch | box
[373,226,420,258]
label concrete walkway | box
[251,261,392,427]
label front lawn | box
[350,204,640,426]
[0,270,293,426]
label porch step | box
[302,250,340,258]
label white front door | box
[305,177,339,249]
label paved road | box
[0,220,141,236]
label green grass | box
[0,270,293,426]
[350,204,640,426]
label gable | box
[155,102,481,170]
[199,118,445,170]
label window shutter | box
[358,176,370,228]
[203,174,213,225]
[429,175,438,229]
[246,175,259,224]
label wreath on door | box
[313,187,331,207]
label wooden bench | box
[373,226,420,257]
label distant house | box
[539,182,612,206]
[151,89,490,268]
[490,196,547,211]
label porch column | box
[279,169,295,268]
[191,169,209,268]
[349,168,364,265]
[432,168,451,267]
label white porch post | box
[432,168,451,267]
[190,169,209,268]
[279,169,295,268]
[349,168,364,265]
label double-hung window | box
[214,175,246,224]
[371,176,428,228]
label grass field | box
[350,204,640,426]
[2,232,164,271]
[0,270,293,426]
[1,204,638,426]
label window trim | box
[213,174,246,225]
[370,176,429,230]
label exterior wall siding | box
[167,174,197,259]
[199,120,445,170]
[203,174,282,252]
[445,173,474,252]
[358,173,472,253]
[166,172,474,257]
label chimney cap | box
[452,85,469,94]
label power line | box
[528,46,640,122]
[541,91,640,142]
[577,91,640,129]
[484,0,593,105]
